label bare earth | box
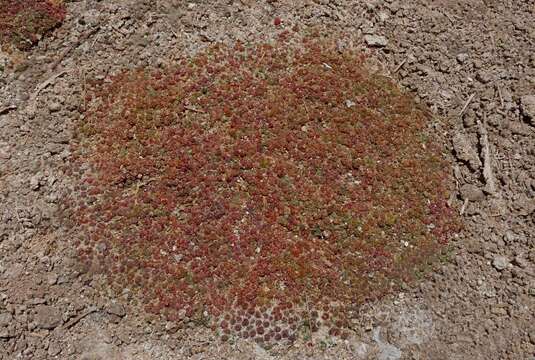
[0,0,534,359]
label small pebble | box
[492,256,509,271]
[364,34,388,47]
[456,53,469,63]
[460,184,485,202]
[106,303,126,317]
[47,273,58,285]
[48,102,61,112]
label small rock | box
[48,102,61,112]
[452,134,481,170]
[108,314,122,324]
[34,305,62,330]
[47,273,58,285]
[508,121,530,135]
[0,328,11,338]
[353,342,369,358]
[345,99,356,108]
[377,11,389,22]
[460,184,485,202]
[106,303,126,317]
[80,343,117,360]
[486,114,502,127]
[28,321,38,331]
[520,95,535,124]
[0,312,13,327]
[492,255,509,271]
[512,255,528,268]
[29,174,41,190]
[378,341,402,360]
[490,306,507,316]
[503,230,517,243]
[416,64,432,76]
[45,143,64,155]
[29,297,46,305]
[0,146,10,160]
[96,242,107,253]
[514,194,535,215]
[165,321,178,333]
[115,329,131,344]
[463,114,476,128]
[364,34,388,47]
[48,341,62,357]
[456,53,469,64]
[476,70,492,84]
[372,328,402,360]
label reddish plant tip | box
[0,0,66,50]
[274,17,282,26]
[67,35,460,346]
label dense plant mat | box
[66,36,459,345]
[0,0,65,50]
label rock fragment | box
[29,174,41,191]
[48,102,61,112]
[364,34,388,47]
[48,341,62,357]
[0,312,13,327]
[452,133,481,170]
[512,255,528,268]
[456,53,469,64]
[460,184,485,202]
[476,70,492,84]
[520,95,535,125]
[34,305,62,330]
[0,143,10,160]
[492,256,509,271]
[106,303,126,317]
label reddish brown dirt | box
[0,1,534,359]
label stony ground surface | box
[0,0,534,359]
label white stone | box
[492,255,509,271]
[364,34,388,47]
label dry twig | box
[393,58,407,73]
[458,93,475,117]
[478,117,497,194]
[184,105,206,114]
[496,85,504,108]
[459,198,468,215]
[50,25,101,71]
[63,306,99,329]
